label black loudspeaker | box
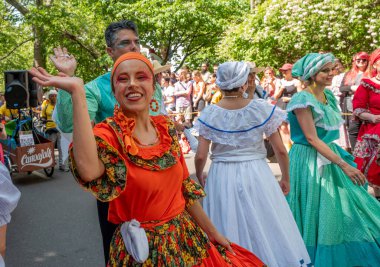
[4,70,42,109]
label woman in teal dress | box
[286,53,380,267]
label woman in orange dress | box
[29,53,265,267]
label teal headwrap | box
[292,53,335,81]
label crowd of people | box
[1,19,380,267]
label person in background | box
[152,60,171,115]
[213,64,219,75]
[246,62,265,99]
[0,123,21,265]
[203,74,219,106]
[200,62,211,83]
[0,103,19,122]
[192,70,206,117]
[329,59,350,150]
[41,89,66,171]
[261,67,280,99]
[174,69,193,125]
[162,78,176,113]
[287,52,380,267]
[170,72,177,84]
[352,48,380,201]
[340,52,369,149]
[274,63,302,151]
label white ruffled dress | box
[194,99,312,267]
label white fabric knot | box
[120,219,149,263]
[216,61,250,90]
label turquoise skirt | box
[287,143,380,267]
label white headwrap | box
[216,61,250,90]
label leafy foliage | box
[106,0,248,70]
[1,0,379,90]
[217,0,380,70]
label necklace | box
[375,75,380,81]
[223,95,239,98]
[309,87,327,104]
[133,135,159,147]
[132,125,160,147]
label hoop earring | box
[150,99,159,112]
[242,92,249,99]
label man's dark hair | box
[105,20,139,47]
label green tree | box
[107,0,249,70]
[218,0,380,69]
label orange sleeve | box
[69,123,128,202]
[178,150,205,209]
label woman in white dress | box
[194,61,312,267]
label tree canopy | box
[217,0,380,69]
[1,0,379,90]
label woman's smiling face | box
[113,59,155,115]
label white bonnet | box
[216,61,250,90]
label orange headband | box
[111,52,154,91]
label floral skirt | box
[108,211,265,267]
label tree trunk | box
[33,26,46,68]
[33,0,46,68]
[5,0,46,67]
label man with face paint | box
[50,20,162,264]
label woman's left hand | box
[279,179,290,195]
[207,231,235,255]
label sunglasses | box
[356,59,368,63]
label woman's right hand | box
[29,67,84,95]
[341,163,366,186]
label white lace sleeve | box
[264,107,287,137]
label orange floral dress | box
[69,106,265,267]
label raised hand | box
[29,67,84,95]
[49,47,77,77]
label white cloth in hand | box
[120,219,149,263]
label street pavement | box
[4,154,373,267]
